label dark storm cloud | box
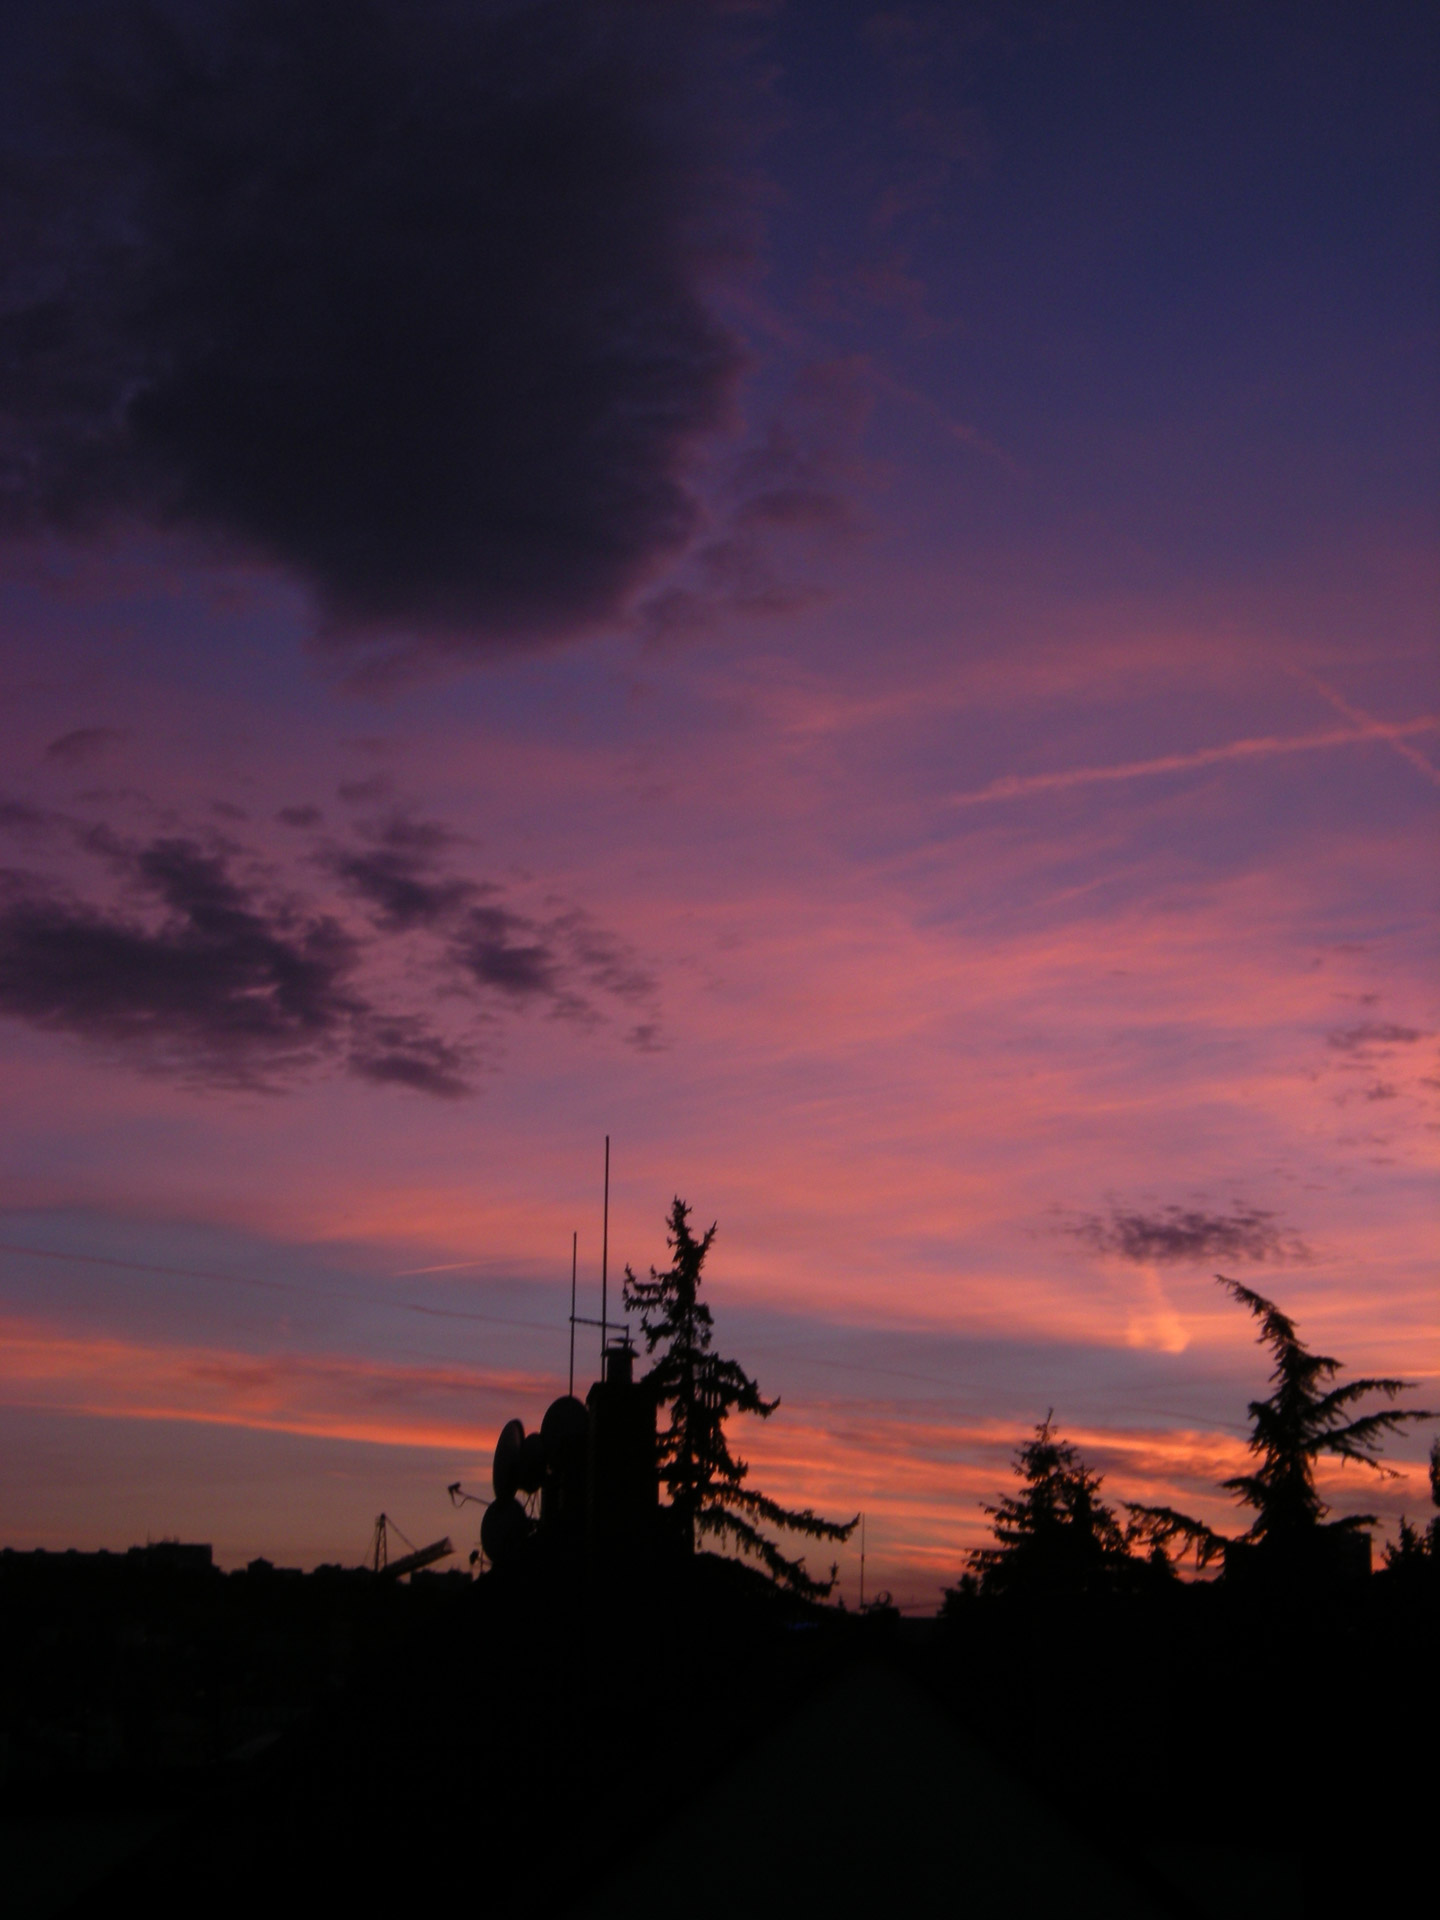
[328,833,474,929]
[325,810,478,932]
[450,902,656,1018]
[453,905,559,1000]
[1070,1204,1310,1267]
[1326,1022,1427,1053]
[0,0,742,664]
[0,798,48,831]
[336,777,394,807]
[553,909,655,1002]
[0,838,360,1084]
[0,803,664,1088]
[332,848,474,934]
[347,1016,470,1100]
[44,727,129,766]
[636,357,874,642]
[328,814,658,1021]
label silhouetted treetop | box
[1122,1277,1436,1578]
[1216,1275,1434,1542]
[957,1415,1148,1601]
[1121,1503,1227,1572]
[1384,1436,1440,1576]
[952,1280,1436,1611]
[624,1199,856,1597]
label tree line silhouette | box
[6,1204,1433,1918]
[947,1274,1436,1606]
[620,1201,1435,1604]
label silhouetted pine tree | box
[1384,1436,1440,1575]
[623,1198,856,1597]
[1121,1502,1228,1572]
[1127,1277,1435,1571]
[1215,1275,1434,1547]
[957,1415,1143,1600]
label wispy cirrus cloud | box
[946,716,1440,809]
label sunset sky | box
[1,1,1435,1604]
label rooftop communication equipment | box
[493,1418,526,1501]
[367,1513,454,1580]
[463,1137,659,1573]
[478,1378,656,1569]
[541,1395,589,1452]
[568,1136,632,1371]
[517,1431,547,1493]
[480,1495,529,1565]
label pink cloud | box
[0,1315,549,1455]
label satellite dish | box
[480,1495,530,1566]
[517,1430,547,1493]
[493,1417,525,1500]
[541,1395,589,1453]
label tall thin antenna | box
[600,1134,610,1371]
[859,1512,866,1611]
[568,1230,577,1397]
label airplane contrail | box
[392,1258,489,1275]
[946,715,1440,808]
[1293,670,1440,788]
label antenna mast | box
[600,1134,610,1370]
[568,1231,577,1397]
[566,1143,628,1379]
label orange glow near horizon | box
[0,1317,549,1457]
[3,1309,1434,1598]
[0,8,1435,1603]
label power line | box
[0,1239,560,1338]
[0,1238,1256,1430]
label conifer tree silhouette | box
[623,1198,856,1597]
[1127,1277,1435,1569]
[1214,1275,1434,1546]
[959,1415,1141,1599]
[1384,1436,1440,1572]
[1121,1501,1228,1571]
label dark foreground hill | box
[2,1545,1434,1917]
